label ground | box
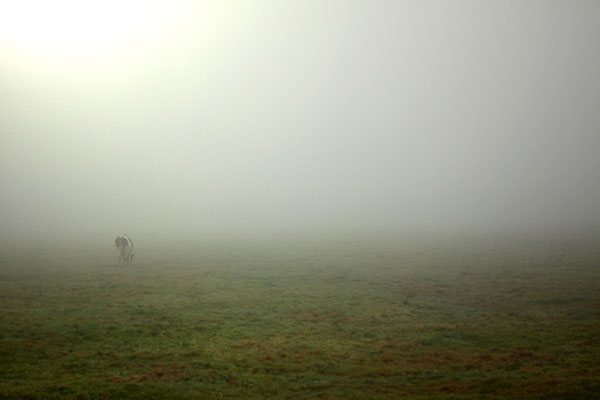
[0,234,599,399]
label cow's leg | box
[124,249,131,266]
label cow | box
[115,234,134,266]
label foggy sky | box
[1,1,600,242]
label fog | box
[1,1,600,244]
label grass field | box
[1,234,599,399]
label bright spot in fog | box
[0,1,163,54]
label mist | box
[2,1,600,244]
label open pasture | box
[1,235,599,399]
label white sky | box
[1,1,600,241]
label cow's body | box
[115,234,134,266]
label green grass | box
[1,235,599,399]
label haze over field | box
[1,1,599,243]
